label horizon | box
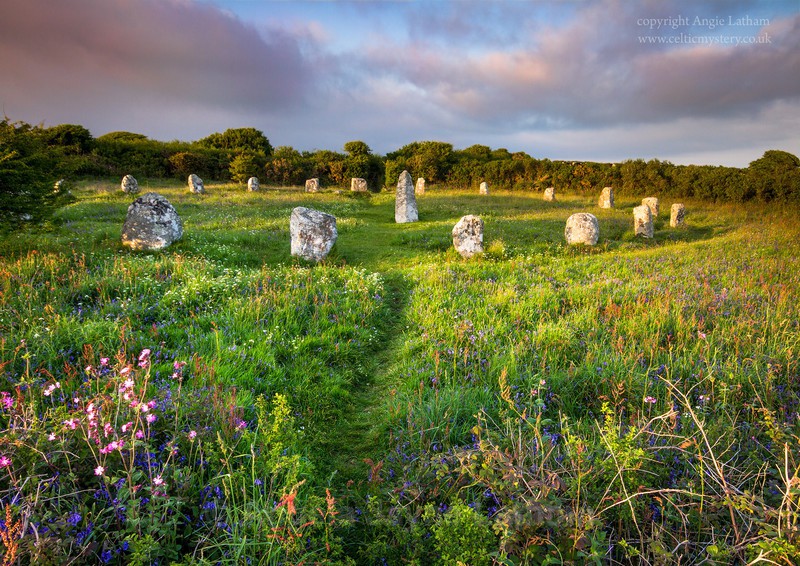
[2,0,798,168]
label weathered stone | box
[188,174,205,194]
[543,187,556,201]
[395,170,419,223]
[633,205,654,238]
[247,177,260,192]
[305,178,320,193]
[121,192,183,251]
[598,186,614,208]
[642,197,659,217]
[290,207,337,262]
[415,177,425,195]
[452,215,484,258]
[121,175,139,195]
[670,203,686,227]
[565,213,599,245]
[479,181,489,195]
[350,178,368,192]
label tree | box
[747,150,800,202]
[197,128,273,156]
[0,119,73,231]
[343,140,371,157]
[229,151,268,184]
[39,124,94,155]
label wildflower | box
[121,422,133,433]
[100,357,110,366]
[94,465,105,476]
[85,365,93,374]
[236,419,247,430]
[697,330,707,340]
[100,550,113,563]
[138,349,151,367]
[63,418,79,430]
[152,475,164,487]
[43,381,61,396]
[0,455,11,468]
[644,396,657,404]
[0,392,13,410]
[146,414,157,424]
[48,433,57,441]
[188,430,197,440]
[276,490,297,516]
[120,366,131,376]
[136,430,144,439]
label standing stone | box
[452,215,484,258]
[633,205,654,238]
[479,181,489,195]
[642,197,659,217]
[395,170,419,223]
[305,178,320,193]
[121,175,139,195]
[290,207,337,262]
[188,174,205,194]
[247,177,260,192]
[565,213,600,246]
[598,186,614,208]
[670,203,687,227]
[415,177,426,195]
[350,178,368,192]
[543,187,556,201]
[121,193,183,251]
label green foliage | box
[197,127,273,156]
[229,151,267,184]
[430,501,495,565]
[343,140,371,157]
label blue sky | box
[2,0,798,166]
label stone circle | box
[565,213,600,245]
[633,205,654,238]
[452,215,484,258]
[121,192,183,251]
[350,178,368,192]
[305,178,320,193]
[290,207,337,262]
[395,170,419,223]
[188,174,205,194]
[598,187,614,208]
[247,177,260,192]
[121,174,139,195]
[642,197,659,217]
[543,187,555,201]
[670,203,687,227]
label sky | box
[1,0,798,167]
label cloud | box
[0,0,315,137]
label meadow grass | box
[0,179,798,564]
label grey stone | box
[188,174,205,194]
[395,170,419,223]
[565,213,599,245]
[121,192,183,251]
[305,178,320,193]
[452,215,484,258]
[350,178,368,192]
[598,186,614,208]
[415,177,425,195]
[121,175,139,195]
[543,187,556,201]
[633,205,654,238]
[642,197,659,217]
[670,203,686,227]
[479,181,489,195]
[290,207,337,262]
[247,177,260,192]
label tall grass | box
[1,180,798,564]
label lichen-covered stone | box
[415,177,425,195]
[565,213,599,245]
[188,174,205,194]
[290,207,337,262]
[598,186,614,208]
[395,170,419,223]
[247,177,260,192]
[350,178,368,192]
[121,193,183,251]
[305,178,320,193]
[642,197,659,217]
[543,187,555,201]
[121,175,139,195]
[479,181,489,195]
[452,215,484,258]
[633,205,654,238]
[670,203,686,227]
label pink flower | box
[63,418,79,430]
[152,475,164,487]
[147,400,157,409]
[121,421,133,433]
[236,420,247,430]
[188,430,197,440]
[146,414,157,424]
[120,366,131,376]
[94,465,104,476]
[103,422,114,436]
[136,430,145,439]
[43,381,61,396]
[644,396,657,404]
[48,433,57,441]
[0,392,14,410]
[698,330,707,340]
[100,357,110,366]
[0,455,11,468]
[138,349,151,367]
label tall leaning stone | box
[395,170,419,223]
[670,203,686,227]
[247,177,260,192]
[305,178,320,193]
[633,205,654,238]
[479,181,489,195]
[452,215,484,258]
[565,213,599,246]
[642,197,659,217]
[598,186,614,208]
[543,187,556,201]
[121,174,139,195]
[351,178,368,192]
[188,174,205,194]
[415,177,425,195]
[121,193,183,251]
[290,207,337,262]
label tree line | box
[2,118,799,231]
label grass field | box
[1,180,798,565]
